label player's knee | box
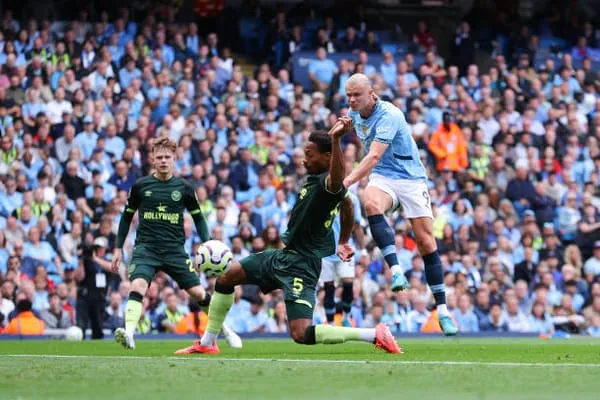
[216,263,246,288]
[130,278,149,295]
[290,326,306,344]
[415,229,437,254]
[364,198,383,216]
[214,279,234,294]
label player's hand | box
[337,243,355,262]
[111,248,122,274]
[328,120,346,139]
[338,116,353,132]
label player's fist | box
[328,120,346,139]
[111,248,122,274]
[337,243,355,262]
[338,116,353,132]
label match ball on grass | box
[65,326,84,341]
[196,240,233,278]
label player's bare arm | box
[343,141,389,188]
[337,195,355,262]
[325,120,347,193]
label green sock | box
[200,291,234,345]
[315,325,376,344]
[125,292,143,336]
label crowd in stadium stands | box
[2,2,600,338]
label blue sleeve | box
[374,109,403,145]
[308,60,317,75]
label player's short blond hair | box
[152,137,177,154]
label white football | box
[196,240,233,278]
[65,326,84,341]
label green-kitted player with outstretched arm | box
[112,137,241,350]
[175,120,402,355]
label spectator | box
[267,301,288,333]
[514,246,537,285]
[308,47,338,93]
[40,293,72,329]
[452,294,479,332]
[428,112,468,172]
[240,297,269,333]
[528,301,555,335]
[157,292,184,333]
[108,160,136,192]
[506,163,536,217]
[583,241,600,282]
[405,296,430,332]
[485,303,509,332]
[3,297,45,335]
[104,292,124,331]
[413,20,437,53]
[504,296,531,332]
[174,302,208,335]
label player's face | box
[153,147,175,174]
[303,142,329,175]
[345,83,373,113]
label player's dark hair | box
[308,131,332,153]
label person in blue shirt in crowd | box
[308,47,338,92]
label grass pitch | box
[1,338,600,400]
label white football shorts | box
[320,258,356,282]
[367,173,433,219]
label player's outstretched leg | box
[323,282,336,325]
[175,264,247,355]
[290,319,402,354]
[186,284,242,349]
[411,217,457,336]
[175,284,234,354]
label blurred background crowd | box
[2,0,600,338]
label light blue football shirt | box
[348,100,427,180]
[325,192,362,262]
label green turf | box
[1,338,600,400]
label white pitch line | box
[3,354,600,368]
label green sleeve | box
[116,182,141,249]
[183,183,211,243]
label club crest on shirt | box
[171,190,181,201]
[144,190,152,197]
[361,125,368,134]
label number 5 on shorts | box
[292,277,304,295]
[186,259,195,273]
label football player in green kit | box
[175,120,402,355]
[112,137,240,350]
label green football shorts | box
[240,248,320,320]
[128,244,200,290]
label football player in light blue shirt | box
[321,192,364,327]
[340,73,456,335]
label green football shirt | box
[281,173,347,259]
[125,175,201,249]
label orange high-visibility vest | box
[4,312,45,335]
[174,312,208,335]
